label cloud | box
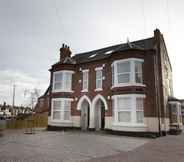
[0,69,48,106]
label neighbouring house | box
[34,86,50,115]
[47,29,182,136]
[180,99,184,124]
[0,102,32,119]
[0,102,12,119]
[168,97,183,134]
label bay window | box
[112,94,145,126]
[53,70,74,92]
[51,98,72,121]
[112,58,144,87]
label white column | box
[89,105,95,128]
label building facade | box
[47,29,181,136]
[34,86,50,115]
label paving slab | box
[0,129,149,162]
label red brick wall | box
[49,49,158,118]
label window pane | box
[135,61,142,73]
[118,73,130,83]
[53,111,61,120]
[54,82,62,90]
[53,101,61,110]
[96,79,102,89]
[54,73,63,82]
[117,61,130,73]
[96,70,102,79]
[112,64,114,86]
[135,61,143,83]
[96,70,102,89]
[118,111,131,122]
[135,73,143,83]
[136,111,144,123]
[64,100,71,111]
[83,71,88,90]
[136,98,144,110]
[64,111,70,120]
[117,97,131,110]
[65,73,72,90]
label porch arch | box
[77,95,91,110]
[91,94,108,111]
[90,94,108,129]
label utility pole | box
[12,84,16,117]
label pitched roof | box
[73,37,154,64]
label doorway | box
[94,100,105,130]
[80,100,90,131]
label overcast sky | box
[0,0,183,106]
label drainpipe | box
[154,53,162,136]
[154,29,162,137]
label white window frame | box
[95,67,103,91]
[82,69,89,92]
[52,70,74,93]
[111,58,145,88]
[51,98,73,122]
[112,94,146,127]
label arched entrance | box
[92,95,108,131]
[77,95,91,131]
[94,100,105,130]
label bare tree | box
[24,88,41,111]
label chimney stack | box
[60,43,72,62]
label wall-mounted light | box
[107,96,111,100]
[78,79,82,83]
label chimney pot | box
[59,43,72,62]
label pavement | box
[0,129,148,162]
[0,129,183,162]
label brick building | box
[34,86,50,115]
[47,29,182,136]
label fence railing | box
[6,114,48,129]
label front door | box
[81,104,89,131]
[101,104,105,129]
[95,100,105,131]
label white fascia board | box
[53,70,75,74]
[113,58,144,64]
[112,94,146,99]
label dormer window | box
[112,58,144,87]
[53,70,74,92]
